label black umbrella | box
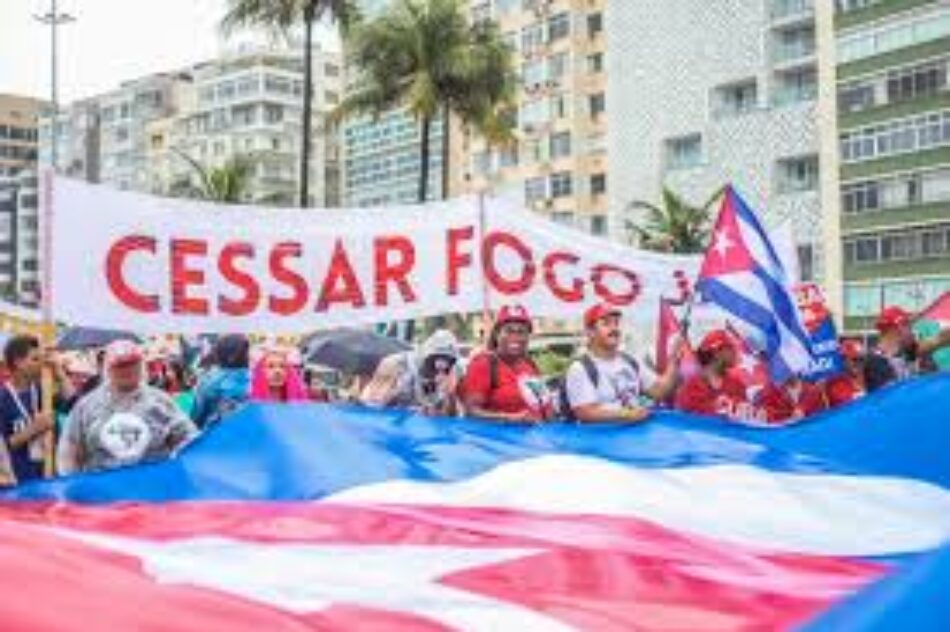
[300,328,411,376]
[57,326,141,351]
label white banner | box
[49,177,699,335]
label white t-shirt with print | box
[565,354,657,413]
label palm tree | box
[169,151,253,203]
[625,186,725,254]
[221,0,359,208]
[338,0,516,202]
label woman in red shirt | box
[675,330,765,423]
[462,305,554,422]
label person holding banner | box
[57,341,198,475]
[674,330,766,423]
[564,303,680,423]
[462,306,555,423]
[0,335,76,483]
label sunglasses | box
[501,324,531,336]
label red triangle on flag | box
[699,188,756,279]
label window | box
[325,91,339,104]
[550,171,573,197]
[777,155,819,193]
[715,80,757,117]
[590,173,607,195]
[521,23,545,54]
[838,83,875,113]
[522,59,545,88]
[589,93,606,118]
[548,13,570,42]
[842,180,881,213]
[549,53,569,80]
[666,134,702,170]
[587,53,604,74]
[264,105,284,123]
[840,111,950,163]
[773,25,815,63]
[525,175,547,202]
[591,215,607,236]
[838,10,950,63]
[325,63,340,77]
[551,211,574,225]
[587,12,603,37]
[549,131,571,159]
[886,61,947,104]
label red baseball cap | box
[495,305,532,331]
[584,302,622,329]
[876,305,912,332]
[698,329,735,355]
[104,340,143,369]
[840,339,865,360]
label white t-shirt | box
[565,354,657,413]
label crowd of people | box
[0,300,947,487]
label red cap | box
[698,329,735,355]
[495,305,532,330]
[584,302,622,329]
[840,339,864,360]
[104,340,143,368]
[876,305,912,332]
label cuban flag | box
[697,187,815,382]
[2,376,950,630]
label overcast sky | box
[0,0,338,104]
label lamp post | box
[34,0,76,172]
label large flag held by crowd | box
[1,375,950,631]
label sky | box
[0,0,338,104]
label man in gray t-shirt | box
[57,340,197,476]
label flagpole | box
[477,191,492,344]
[40,168,57,478]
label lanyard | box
[5,383,38,432]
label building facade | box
[169,47,342,206]
[40,46,342,207]
[341,0,445,207]
[0,94,43,177]
[834,0,950,332]
[0,171,40,304]
[607,0,823,279]
[458,0,609,236]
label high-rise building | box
[606,0,823,279]
[0,94,43,177]
[170,47,342,206]
[340,0,446,208]
[0,171,40,304]
[459,0,609,236]
[833,0,950,333]
[39,45,343,206]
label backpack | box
[559,352,640,420]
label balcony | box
[771,0,814,24]
[772,41,816,68]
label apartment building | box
[459,0,609,235]
[607,0,824,279]
[0,94,43,177]
[834,0,950,332]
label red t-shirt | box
[462,353,550,419]
[675,373,764,422]
[758,381,828,423]
[825,375,865,407]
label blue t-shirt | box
[0,385,44,482]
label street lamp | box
[34,0,76,172]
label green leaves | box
[337,0,516,140]
[627,186,725,254]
